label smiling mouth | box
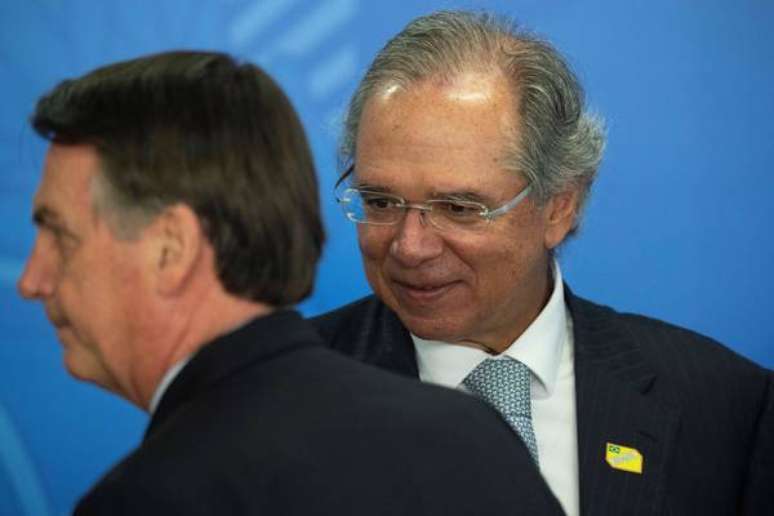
[392,280,458,303]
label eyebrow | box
[32,206,61,227]
[432,190,492,204]
[32,206,81,242]
[352,183,495,205]
[350,183,394,194]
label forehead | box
[355,71,521,194]
[35,143,100,224]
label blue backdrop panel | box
[1,1,772,514]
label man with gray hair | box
[313,10,773,516]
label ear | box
[147,204,205,296]
[543,188,580,250]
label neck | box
[129,291,274,411]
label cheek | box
[442,233,498,274]
[357,226,393,264]
[56,267,95,320]
[357,228,399,301]
[454,231,534,288]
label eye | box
[361,193,401,211]
[432,200,484,222]
[44,225,79,260]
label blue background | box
[1,1,772,514]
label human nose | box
[388,208,444,267]
[17,234,56,300]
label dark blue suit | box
[75,310,563,515]
[311,287,774,516]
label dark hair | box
[32,50,324,306]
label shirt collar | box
[412,260,568,398]
[148,356,192,415]
[146,314,266,414]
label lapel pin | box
[605,442,643,474]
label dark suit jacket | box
[74,310,563,515]
[312,288,774,516]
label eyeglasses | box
[336,182,532,232]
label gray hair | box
[89,166,165,240]
[341,10,605,230]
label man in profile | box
[313,10,774,516]
[18,51,563,515]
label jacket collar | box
[565,287,678,516]
[146,310,320,439]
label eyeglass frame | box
[334,164,533,230]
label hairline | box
[88,151,164,241]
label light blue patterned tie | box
[462,357,539,465]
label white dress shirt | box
[413,261,579,516]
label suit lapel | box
[372,307,419,377]
[568,290,680,516]
[360,291,683,515]
[333,296,418,377]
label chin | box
[63,357,88,382]
[62,349,96,383]
[398,312,468,343]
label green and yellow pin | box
[605,442,643,474]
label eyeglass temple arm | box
[486,185,532,220]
